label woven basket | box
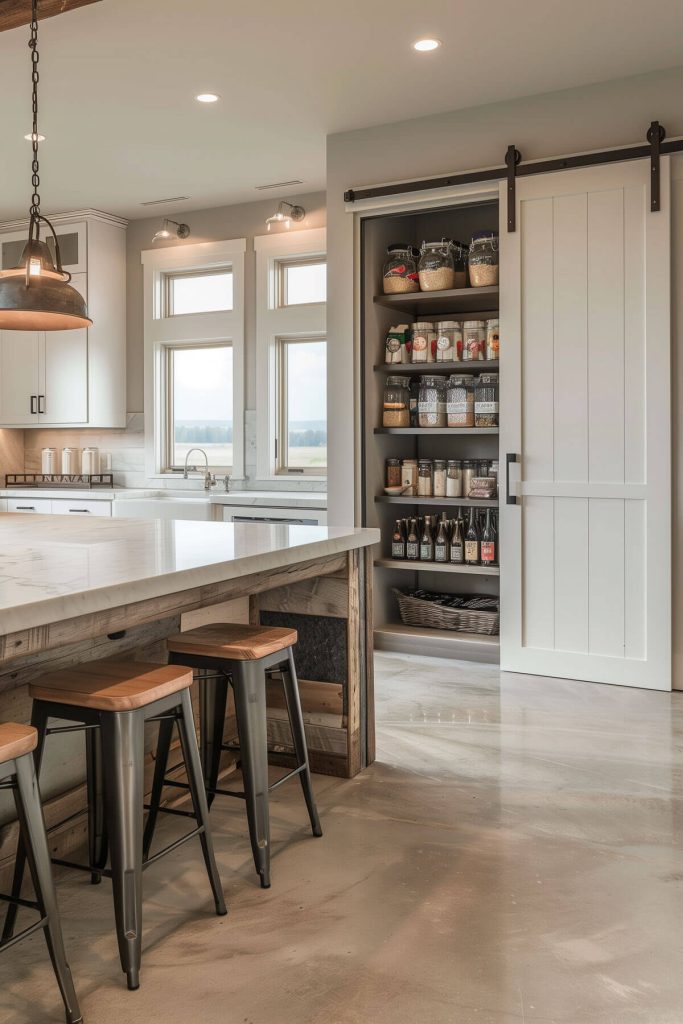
[394,589,500,636]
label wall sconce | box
[266,201,305,231]
[152,218,191,243]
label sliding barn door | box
[499,158,671,689]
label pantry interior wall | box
[326,63,683,687]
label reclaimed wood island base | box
[0,514,379,878]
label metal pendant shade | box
[0,0,91,332]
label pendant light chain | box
[29,0,40,222]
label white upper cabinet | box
[0,211,126,428]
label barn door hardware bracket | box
[505,145,522,232]
[647,120,666,212]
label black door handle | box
[506,453,520,505]
[30,395,37,414]
[38,394,45,414]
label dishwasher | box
[219,505,327,526]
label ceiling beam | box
[0,0,102,33]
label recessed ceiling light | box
[24,132,45,142]
[413,38,441,52]
[195,92,220,103]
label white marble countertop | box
[0,513,378,634]
[0,488,327,508]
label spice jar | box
[446,240,468,288]
[382,244,420,294]
[433,459,447,497]
[446,374,475,427]
[446,460,463,497]
[382,376,411,427]
[462,459,476,497]
[411,322,436,363]
[418,241,455,292]
[418,459,434,497]
[385,458,402,488]
[474,373,499,427]
[486,318,500,360]
[401,458,418,495]
[468,231,499,287]
[462,321,486,361]
[435,321,462,362]
[418,375,447,427]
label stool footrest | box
[51,857,112,880]
[268,763,306,792]
[0,892,40,912]
[143,802,197,820]
[144,826,205,868]
[0,916,48,955]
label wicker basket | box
[394,589,500,636]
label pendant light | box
[0,0,91,331]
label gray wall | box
[125,192,326,414]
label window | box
[165,269,234,316]
[277,258,326,307]
[166,343,233,469]
[276,337,327,473]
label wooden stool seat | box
[29,660,194,711]
[167,623,298,662]
[0,724,37,766]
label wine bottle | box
[434,512,449,563]
[450,516,464,563]
[420,515,434,561]
[391,519,406,560]
[406,518,419,561]
[481,509,496,565]
[465,508,479,565]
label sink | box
[112,495,213,521]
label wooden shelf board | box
[375,558,500,577]
[374,360,499,375]
[375,427,499,436]
[375,495,499,508]
[373,286,499,316]
[374,622,500,662]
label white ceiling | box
[1,0,682,222]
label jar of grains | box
[383,376,411,427]
[433,459,447,497]
[401,458,418,495]
[462,320,486,361]
[386,458,402,488]
[435,321,462,362]
[382,244,420,294]
[474,373,499,427]
[468,231,499,287]
[446,374,475,427]
[418,241,455,292]
[418,459,434,497]
[486,318,500,360]
[462,459,476,497]
[411,322,436,363]
[446,240,469,288]
[418,375,447,427]
[446,459,463,497]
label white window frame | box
[142,238,246,481]
[254,227,326,481]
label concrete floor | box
[2,652,683,1023]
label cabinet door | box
[499,157,670,690]
[0,222,86,275]
[0,331,40,425]
[41,329,88,424]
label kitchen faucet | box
[183,448,216,491]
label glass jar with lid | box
[382,243,420,294]
[382,376,411,427]
[462,320,486,361]
[446,459,463,497]
[474,373,499,427]
[418,375,447,427]
[418,459,434,497]
[411,322,436,363]
[446,374,475,427]
[485,318,500,360]
[435,321,462,362]
[418,241,455,292]
[468,231,499,287]
[445,239,468,288]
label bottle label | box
[481,542,495,563]
[420,544,433,561]
[434,545,448,562]
[465,541,479,562]
[391,542,405,559]
[450,546,464,563]
[406,542,419,559]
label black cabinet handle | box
[506,453,520,505]
[16,506,36,511]
[30,395,37,414]
[68,509,91,514]
[38,394,45,414]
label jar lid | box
[401,458,418,464]
[418,458,433,466]
[447,459,462,466]
[448,374,473,385]
[385,375,409,387]
[387,242,419,257]
[435,320,459,330]
[413,321,433,331]
[421,375,447,386]
[471,230,498,241]
[420,240,449,252]
[477,373,499,384]
[433,460,446,468]
[386,457,401,464]
[462,320,485,328]
[486,318,499,327]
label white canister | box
[81,447,100,474]
[41,448,58,474]
[61,447,80,474]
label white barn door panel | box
[500,158,671,690]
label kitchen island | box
[0,514,379,873]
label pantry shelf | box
[373,285,499,316]
[375,495,499,508]
[374,622,500,662]
[374,427,499,436]
[375,558,500,576]
[374,360,499,375]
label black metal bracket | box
[505,146,522,232]
[647,120,665,212]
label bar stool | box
[0,723,82,1024]
[2,660,227,991]
[150,624,322,889]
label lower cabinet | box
[6,497,112,516]
[7,498,53,514]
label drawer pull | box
[68,509,91,513]
[16,506,36,511]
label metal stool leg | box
[2,702,49,942]
[86,727,108,884]
[100,710,144,991]
[199,669,230,808]
[176,690,227,916]
[281,649,323,838]
[142,715,174,859]
[13,754,83,1024]
[231,661,271,888]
